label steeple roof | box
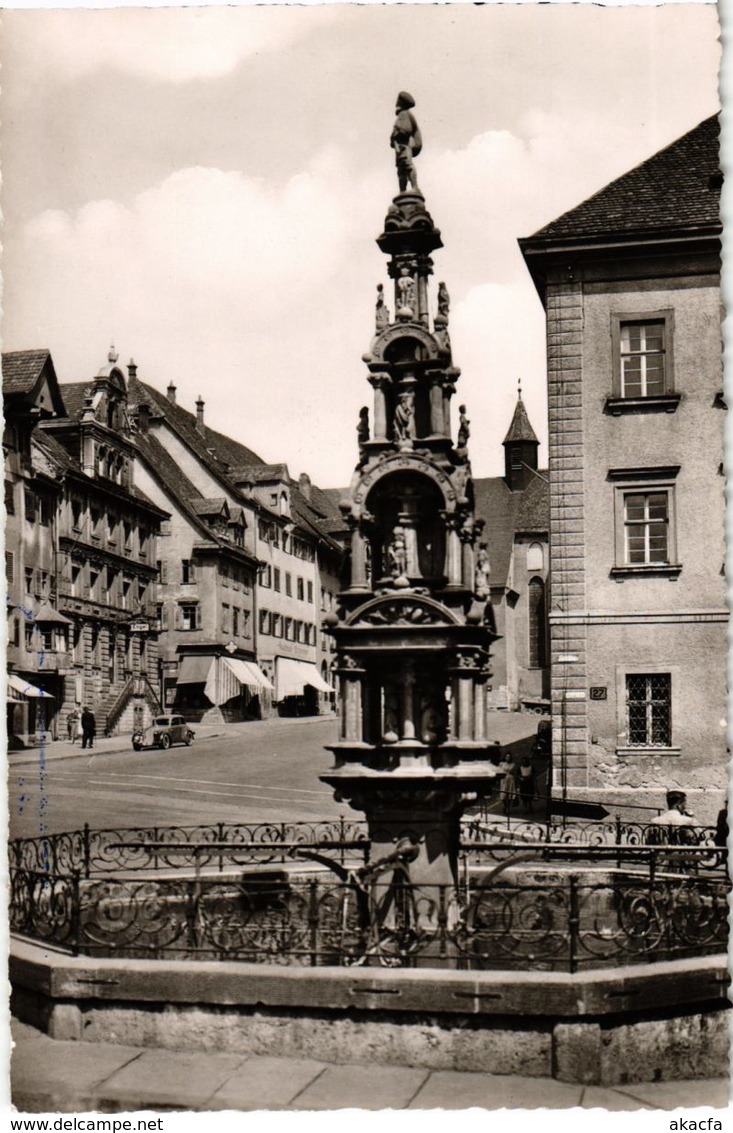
[503,396,538,446]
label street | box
[8,712,542,841]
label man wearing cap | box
[391,91,422,193]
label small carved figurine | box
[437,281,450,321]
[475,540,491,598]
[397,266,416,314]
[375,284,390,331]
[457,404,470,449]
[387,525,408,578]
[390,91,422,193]
[357,406,370,445]
[393,389,416,441]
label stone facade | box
[4,349,167,741]
[520,115,726,820]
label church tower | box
[503,386,539,492]
[322,95,500,898]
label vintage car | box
[132,714,195,751]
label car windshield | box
[154,717,170,726]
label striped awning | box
[8,674,55,700]
[204,657,273,706]
[275,657,332,699]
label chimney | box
[127,358,138,381]
[298,472,312,501]
[166,382,177,404]
[137,401,151,434]
[196,396,205,433]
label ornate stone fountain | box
[322,94,501,901]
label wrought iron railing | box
[9,818,724,878]
[9,820,371,878]
[9,867,728,972]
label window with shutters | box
[297,577,304,601]
[259,609,271,635]
[181,559,196,584]
[24,488,36,524]
[5,480,15,516]
[5,552,13,585]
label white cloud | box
[6,8,337,83]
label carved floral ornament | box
[346,595,459,628]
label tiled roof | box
[290,486,343,554]
[3,349,52,397]
[134,431,257,565]
[524,115,720,244]
[32,429,78,476]
[56,381,90,421]
[130,378,263,471]
[228,463,289,484]
[188,497,229,516]
[515,472,550,534]
[503,398,539,445]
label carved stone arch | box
[345,592,460,628]
[351,452,457,515]
[354,458,453,585]
[369,323,440,364]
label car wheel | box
[185,731,194,746]
[159,733,171,750]
[133,741,142,752]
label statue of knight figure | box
[390,91,422,194]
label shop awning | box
[8,674,55,699]
[204,656,274,706]
[223,657,273,692]
[176,654,216,685]
[275,657,333,699]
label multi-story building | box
[127,374,342,717]
[4,348,168,741]
[4,350,66,743]
[519,115,725,819]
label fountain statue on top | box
[321,94,501,963]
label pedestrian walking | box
[518,755,536,812]
[499,757,519,815]
[81,705,96,749]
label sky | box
[0,4,721,488]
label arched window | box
[528,576,547,668]
[527,541,544,572]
